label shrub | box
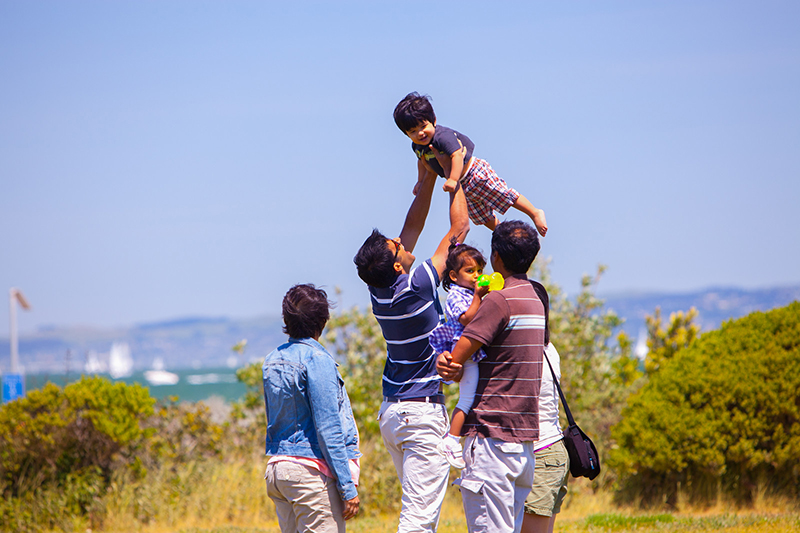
[610,301,800,506]
[0,376,155,498]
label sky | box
[2,1,799,335]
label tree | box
[610,302,800,506]
[644,307,700,375]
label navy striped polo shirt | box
[369,259,444,398]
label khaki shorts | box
[524,439,569,516]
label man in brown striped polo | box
[436,220,546,533]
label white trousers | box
[379,400,451,533]
[456,435,536,533]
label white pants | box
[455,359,479,414]
[379,400,451,533]
[456,435,536,533]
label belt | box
[383,394,445,405]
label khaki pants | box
[265,461,345,533]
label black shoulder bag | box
[542,347,601,480]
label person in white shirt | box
[521,343,569,533]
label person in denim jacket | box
[263,284,361,533]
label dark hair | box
[442,240,486,291]
[393,92,436,133]
[491,220,540,274]
[282,284,331,339]
[354,229,398,288]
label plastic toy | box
[477,272,504,291]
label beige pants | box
[265,461,345,533]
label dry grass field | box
[92,462,799,533]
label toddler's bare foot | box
[532,209,548,237]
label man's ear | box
[394,262,403,274]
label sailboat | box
[144,357,179,385]
[109,342,134,378]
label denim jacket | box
[263,337,361,501]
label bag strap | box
[542,347,577,427]
[529,280,550,346]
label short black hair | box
[442,240,486,292]
[354,229,398,288]
[491,220,540,274]
[393,92,436,133]
[282,284,331,339]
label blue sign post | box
[2,373,25,403]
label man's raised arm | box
[398,160,437,253]
[430,183,469,278]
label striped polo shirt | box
[461,274,546,443]
[369,259,443,399]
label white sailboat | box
[144,357,179,386]
[84,350,107,374]
[109,342,134,378]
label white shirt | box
[535,343,563,451]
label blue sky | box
[2,1,799,334]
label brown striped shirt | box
[461,274,545,443]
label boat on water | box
[144,357,179,386]
[109,342,134,379]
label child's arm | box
[436,138,466,193]
[442,149,465,193]
[458,284,490,327]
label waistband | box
[460,157,477,181]
[383,394,446,405]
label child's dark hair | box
[282,284,332,339]
[394,92,436,133]
[442,239,486,292]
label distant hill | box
[0,316,286,375]
[2,285,799,375]
[603,285,800,341]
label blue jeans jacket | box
[263,337,361,501]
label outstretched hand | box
[343,496,360,520]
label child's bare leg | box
[513,194,548,237]
[450,408,467,436]
[483,215,499,231]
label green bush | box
[0,376,155,498]
[610,301,800,506]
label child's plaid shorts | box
[460,158,520,226]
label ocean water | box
[23,367,249,404]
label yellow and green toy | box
[477,272,504,291]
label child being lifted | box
[393,92,548,236]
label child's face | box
[449,257,484,290]
[405,120,436,145]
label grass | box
[11,452,799,533]
[95,474,800,533]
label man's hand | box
[343,495,360,520]
[436,351,464,382]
